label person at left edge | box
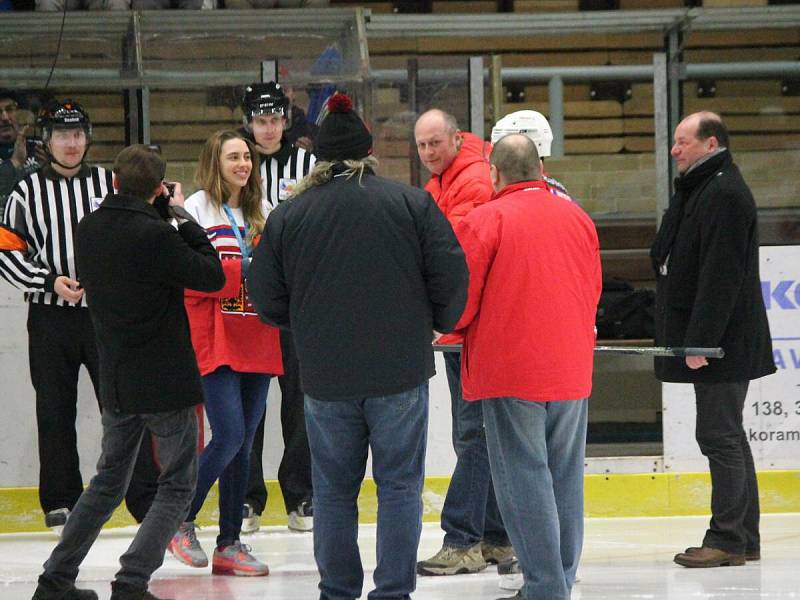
[31,144,224,600]
[0,100,161,535]
[168,130,281,577]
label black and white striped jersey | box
[259,144,316,213]
[0,164,112,307]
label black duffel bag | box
[596,278,655,339]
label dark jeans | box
[483,397,588,600]
[304,383,429,600]
[440,352,508,548]
[247,330,313,515]
[27,303,159,520]
[40,407,198,591]
[694,381,760,555]
[187,366,270,547]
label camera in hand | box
[153,181,176,220]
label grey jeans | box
[41,406,198,590]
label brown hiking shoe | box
[684,546,760,561]
[416,543,487,576]
[674,546,745,568]
[481,541,514,565]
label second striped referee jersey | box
[0,164,112,307]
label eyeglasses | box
[0,103,18,117]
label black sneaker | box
[44,508,70,537]
[32,576,97,600]
[110,581,173,600]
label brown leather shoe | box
[674,546,745,568]
[684,546,760,561]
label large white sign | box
[664,245,800,472]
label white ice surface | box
[1,513,798,599]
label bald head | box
[672,111,729,173]
[414,109,461,175]
[489,134,541,191]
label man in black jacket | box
[248,94,468,600]
[651,112,775,569]
[32,145,224,600]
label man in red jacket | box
[414,109,513,576]
[455,134,601,600]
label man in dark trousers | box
[248,94,468,600]
[651,112,775,568]
[31,144,224,600]
[0,100,160,534]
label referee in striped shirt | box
[239,81,317,533]
[0,100,157,534]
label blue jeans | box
[40,407,198,591]
[441,352,508,548]
[483,397,588,600]
[304,383,429,600]
[187,366,270,547]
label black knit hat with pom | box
[315,93,373,162]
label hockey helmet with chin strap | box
[491,110,553,158]
[37,99,92,142]
[242,82,290,124]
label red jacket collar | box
[492,179,548,201]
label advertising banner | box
[663,245,800,471]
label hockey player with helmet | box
[491,109,573,200]
[239,81,317,534]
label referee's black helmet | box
[37,99,92,141]
[242,82,289,123]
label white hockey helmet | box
[490,110,553,158]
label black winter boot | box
[109,580,173,600]
[32,574,98,600]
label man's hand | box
[10,130,27,168]
[167,182,185,208]
[432,330,444,343]
[54,275,84,303]
[686,355,708,370]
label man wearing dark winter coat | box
[651,112,775,569]
[248,94,468,600]
[32,145,225,600]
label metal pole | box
[666,26,683,191]
[490,55,503,126]
[654,53,670,230]
[408,58,421,189]
[262,60,277,83]
[468,56,485,139]
[548,75,565,158]
[141,87,150,145]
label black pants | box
[694,381,760,555]
[246,329,312,515]
[27,303,159,521]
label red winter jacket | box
[454,180,602,402]
[425,132,493,345]
[424,132,493,228]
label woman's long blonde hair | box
[290,155,380,199]
[195,130,265,246]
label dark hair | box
[490,134,541,185]
[0,89,18,104]
[696,116,730,149]
[113,145,166,201]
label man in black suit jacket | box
[32,145,224,600]
[651,112,775,569]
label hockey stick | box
[434,344,724,359]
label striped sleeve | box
[0,177,52,293]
